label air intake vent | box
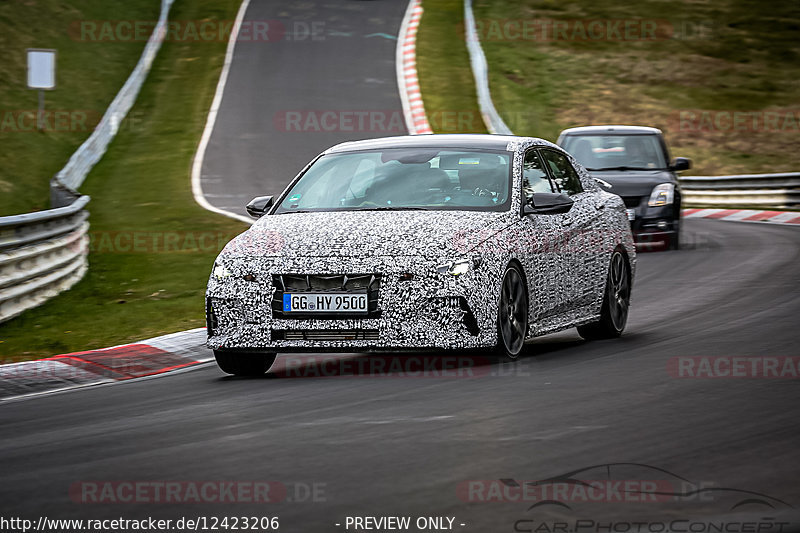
[272,329,380,341]
[621,196,641,208]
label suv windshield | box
[561,134,667,171]
[274,148,512,213]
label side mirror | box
[523,192,574,216]
[246,195,274,218]
[670,157,692,172]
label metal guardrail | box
[52,0,174,196]
[0,0,174,324]
[680,173,800,207]
[0,196,90,323]
[463,0,512,135]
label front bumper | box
[206,256,500,352]
[626,202,680,249]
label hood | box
[589,169,677,198]
[220,210,512,259]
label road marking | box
[189,0,255,225]
[295,415,455,426]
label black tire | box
[494,263,529,361]
[669,232,680,250]
[214,351,276,376]
[577,249,631,340]
[670,220,681,250]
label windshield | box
[274,148,512,214]
[561,134,667,171]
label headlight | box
[437,256,482,276]
[648,183,675,207]
[212,263,233,279]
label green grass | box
[0,0,161,216]
[0,0,247,362]
[452,0,800,175]
[417,0,487,134]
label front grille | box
[621,196,642,208]
[271,273,381,318]
[272,329,380,341]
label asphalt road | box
[1,219,799,530]
[199,0,408,218]
[3,0,799,530]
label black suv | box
[557,125,691,250]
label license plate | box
[626,208,636,221]
[283,293,368,313]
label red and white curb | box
[682,208,800,225]
[0,328,212,401]
[397,0,432,135]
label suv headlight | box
[212,262,233,279]
[648,183,675,207]
[437,256,482,276]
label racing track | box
[1,220,798,528]
[198,0,408,219]
[2,0,800,529]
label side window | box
[522,149,553,203]
[541,149,583,196]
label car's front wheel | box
[495,263,529,360]
[577,248,631,340]
[214,351,276,376]
[670,222,681,250]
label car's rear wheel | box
[214,351,276,376]
[495,263,529,360]
[577,249,631,340]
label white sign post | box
[27,49,56,131]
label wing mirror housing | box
[523,192,574,215]
[246,195,274,218]
[670,157,692,172]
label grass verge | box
[431,0,800,175]
[0,0,248,362]
[417,0,487,134]
[0,0,160,216]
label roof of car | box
[559,125,663,136]
[325,134,533,153]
